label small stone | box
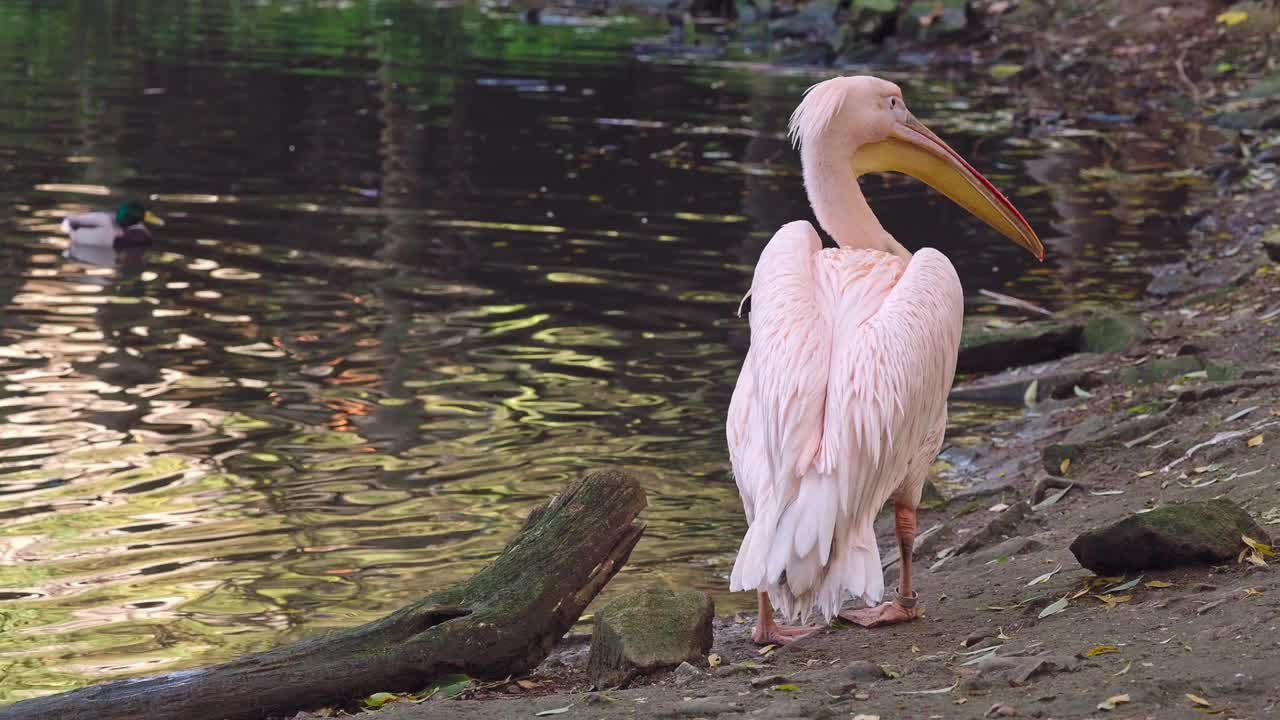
[986,702,1019,717]
[1070,499,1271,574]
[751,674,790,689]
[846,660,888,682]
[1082,310,1146,354]
[854,690,871,700]
[1146,271,1194,297]
[1263,228,1280,263]
[588,587,715,689]
[673,661,701,686]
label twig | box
[1175,46,1199,104]
[977,289,1054,317]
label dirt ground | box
[298,3,1280,719]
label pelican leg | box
[840,502,920,628]
[751,591,819,645]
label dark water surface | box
[0,0,1201,700]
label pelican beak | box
[853,112,1044,260]
[144,210,165,227]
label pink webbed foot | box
[752,621,820,645]
[839,601,917,627]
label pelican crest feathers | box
[787,78,848,150]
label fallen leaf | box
[1094,593,1133,608]
[1071,585,1093,599]
[911,644,921,653]
[990,63,1024,80]
[1024,379,1039,408]
[852,715,881,720]
[1114,661,1133,676]
[772,684,799,692]
[516,680,539,690]
[1215,10,1248,26]
[1186,693,1212,707]
[1089,489,1125,496]
[1103,576,1143,593]
[1027,566,1062,587]
[708,654,722,668]
[1097,693,1130,711]
[1034,484,1074,511]
[1039,597,1069,618]
[1242,535,1275,557]
[1244,552,1268,567]
[364,692,403,708]
[1074,385,1094,399]
[990,502,1010,512]
[758,644,778,656]
[422,674,472,700]
[854,690,870,700]
[1137,470,1156,478]
[1145,580,1175,589]
[536,705,574,716]
[1248,434,1263,447]
[1244,587,1264,597]
[1060,458,1071,475]
[733,613,746,624]
[1087,645,1119,657]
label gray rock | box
[1082,310,1146,354]
[974,652,1078,686]
[588,587,715,688]
[750,674,790,689]
[1146,270,1193,296]
[964,536,1046,566]
[1069,499,1271,574]
[957,502,1032,556]
[673,661,701,686]
[1263,228,1280,263]
[958,319,1084,374]
[793,660,886,695]
[1118,356,1203,385]
[658,697,740,718]
[949,354,1104,406]
[1042,411,1170,475]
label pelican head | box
[789,75,1043,260]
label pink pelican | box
[728,76,1043,644]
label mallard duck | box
[60,201,163,249]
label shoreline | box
[306,2,1280,718]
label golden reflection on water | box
[0,0,1211,704]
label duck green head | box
[115,201,164,227]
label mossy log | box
[0,470,647,720]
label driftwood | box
[0,470,647,720]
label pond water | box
[0,0,1203,701]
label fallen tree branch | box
[0,470,647,720]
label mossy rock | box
[957,319,1083,374]
[1082,310,1145,354]
[588,587,714,689]
[919,479,948,510]
[1118,356,1203,385]
[1069,499,1271,575]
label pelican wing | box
[820,247,962,530]
[728,221,830,591]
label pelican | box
[60,201,163,249]
[727,76,1043,644]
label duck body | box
[60,202,161,249]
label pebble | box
[673,661,701,687]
